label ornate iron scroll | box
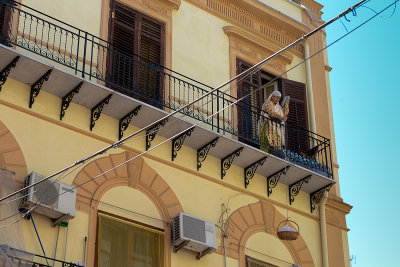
[90,94,112,131]
[310,183,334,213]
[0,56,19,92]
[119,105,142,140]
[221,147,243,179]
[146,119,168,151]
[266,166,290,197]
[60,82,83,120]
[197,137,219,171]
[289,175,311,205]
[172,128,194,161]
[29,69,52,108]
[244,157,267,188]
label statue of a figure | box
[259,90,290,152]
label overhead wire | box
[1,0,393,230]
[1,0,387,228]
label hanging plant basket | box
[277,219,299,240]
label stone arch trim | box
[72,151,183,267]
[223,201,315,267]
[0,120,28,183]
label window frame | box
[245,255,279,267]
[95,210,165,267]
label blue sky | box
[317,0,400,266]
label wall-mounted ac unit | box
[172,212,218,260]
[21,172,76,221]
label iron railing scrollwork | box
[0,0,333,178]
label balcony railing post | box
[216,90,220,133]
[89,35,94,80]
[81,32,88,78]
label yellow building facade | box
[0,0,352,266]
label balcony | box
[0,0,334,211]
[0,245,81,266]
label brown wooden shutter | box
[0,1,10,41]
[108,1,164,106]
[279,78,309,153]
[236,59,262,145]
[108,2,136,90]
[138,17,163,104]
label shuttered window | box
[279,78,309,153]
[236,59,263,145]
[108,1,164,106]
[236,59,309,152]
[0,1,9,40]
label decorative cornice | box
[302,0,324,18]
[326,198,353,215]
[185,0,305,57]
[147,0,181,10]
[224,26,293,65]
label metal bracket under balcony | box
[197,137,219,171]
[0,42,336,208]
[244,157,267,188]
[221,147,243,180]
[119,105,142,140]
[90,94,112,131]
[0,56,19,92]
[266,166,290,197]
[146,120,168,151]
[310,183,334,213]
[172,128,194,161]
[29,69,52,108]
[60,82,83,120]
[289,175,311,205]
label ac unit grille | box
[33,180,59,207]
[173,216,180,243]
[182,215,206,243]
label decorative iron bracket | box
[197,137,219,171]
[60,82,83,120]
[29,69,52,108]
[289,175,311,205]
[0,56,19,92]
[244,157,267,188]
[221,147,243,179]
[146,119,168,151]
[266,166,290,196]
[172,128,194,161]
[119,105,142,140]
[310,183,334,213]
[90,94,112,131]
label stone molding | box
[221,200,315,267]
[224,25,293,74]
[72,151,183,267]
[0,120,28,184]
[186,0,306,57]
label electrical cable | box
[230,242,295,265]
[1,0,392,229]
[0,0,369,205]
[42,0,396,216]
[77,193,166,223]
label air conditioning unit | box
[21,172,76,221]
[172,212,217,260]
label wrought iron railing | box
[0,0,332,178]
[0,245,81,267]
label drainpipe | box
[304,43,317,133]
[320,191,329,267]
